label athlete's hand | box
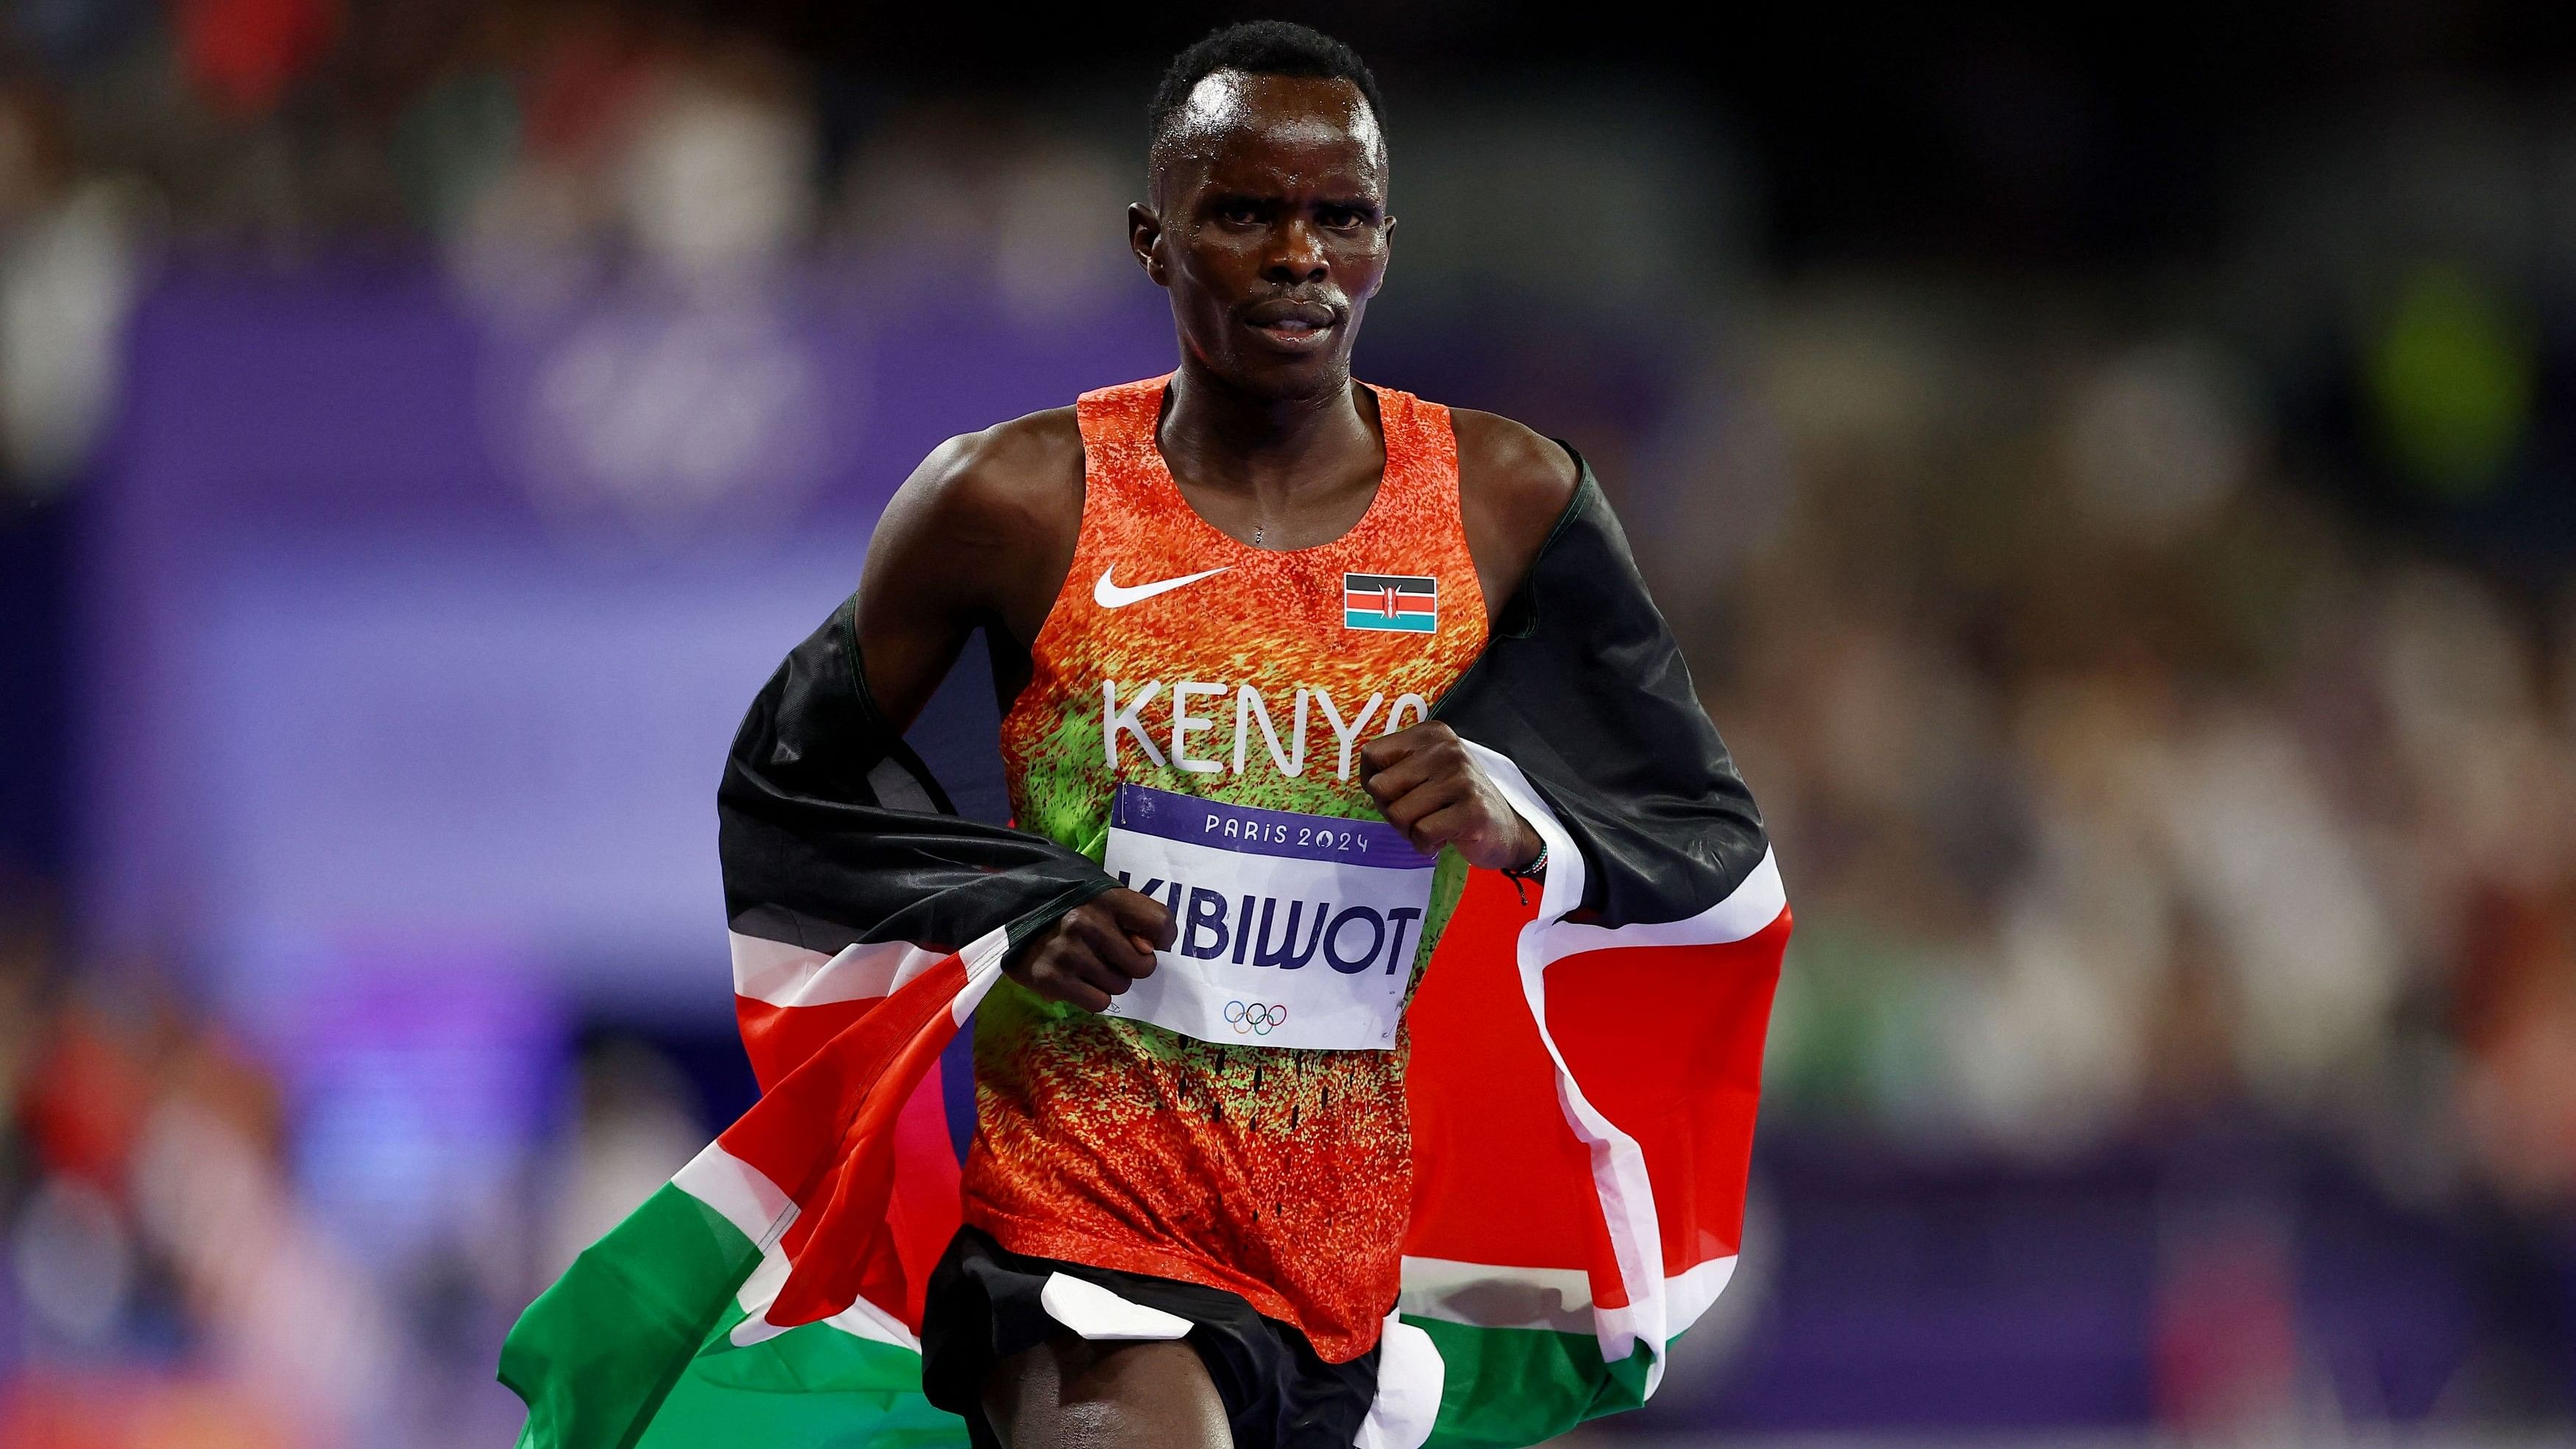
[1008,888,1176,1013]
[1359,722,1543,873]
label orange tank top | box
[968,375,1488,1361]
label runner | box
[503,21,1788,1449]
[860,24,1578,1446]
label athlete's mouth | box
[1241,300,1340,350]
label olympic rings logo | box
[1225,1001,1288,1036]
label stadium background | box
[2,1,2575,1445]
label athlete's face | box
[1132,72,1392,402]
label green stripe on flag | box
[644,1315,964,1449]
[502,1183,767,1449]
[1411,1318,1654,1449]
[690,1303,929,1397]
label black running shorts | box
[919,1226,1381,1449]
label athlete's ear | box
[1128,202,1170,288]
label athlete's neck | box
[1157,359,1381,503]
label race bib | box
[1097,782,1437,1052]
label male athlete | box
[503,20,1783,1449]
[854,23,1581,1449]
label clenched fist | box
[1358,722,1543,872]
[1006,887,1177,1012]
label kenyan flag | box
[499,932,1011,1449]
[498,855,1786,1449]
[500,467,1788,1449]
[1345,573,1438,632]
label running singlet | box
[968,375,1489,1362]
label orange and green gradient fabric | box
[975,375,1487,1361]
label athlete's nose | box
[1264,218,1328,285]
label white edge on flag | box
[673,1141,798,1253]
[1456,740,1783,1400]
[730,934,955,1009]
[1397,1254,1741,1339]
[713,927,1016,1355]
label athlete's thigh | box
[981,1333,1232,1449]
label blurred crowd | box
[0,921,393,1448]
[1711,285,2576,1197]
[1,1,2575,1445]
[0,0,1157,504]
[18,10,1109,1445]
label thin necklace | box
[1253,525,1265,547]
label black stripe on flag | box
[1345,573,1437,595]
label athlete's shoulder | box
[1447,407,1579,498]
[1444,407,1580,607]
[902,405,1086,542]
[864,406,1086,653]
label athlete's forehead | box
[1151,70,1387,202]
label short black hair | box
[1148,21,1384,150]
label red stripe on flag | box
[1544,910,1787,1272]
[884,1058,966,1324]
[1404,872,1616,1289]
[1343,590,1436,614]
[1404,869,1788,1312]
[766,957,974,1330]
[710,952,972,1333]
[736,996,869,1092]
[736,1011,970,1322]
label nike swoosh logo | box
[1094,565,1229,609]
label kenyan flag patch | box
[1344,573,1437,633]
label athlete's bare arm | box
[854,409,1178,1010]
[1452,407,1583,615]
[1356,408,1577,872]
[853,408,1083,727]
